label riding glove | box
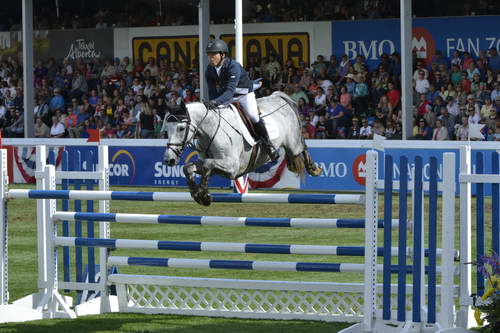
[203,100,218,109]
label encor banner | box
[331,16,500,69]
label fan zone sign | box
[332,16,500,69]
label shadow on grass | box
[0,313,352,333]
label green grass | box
[0,184,491,332]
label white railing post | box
[98,145,111,313]
[457,146,472,328]
[36,145,49,298]
[363,150,378,331]
[441,152,456,329]
[0,149,8,305]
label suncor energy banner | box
[331,16,500,69]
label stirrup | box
[266,145,279,162]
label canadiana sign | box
[47,29,114,61]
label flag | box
[372,133,386,151]
[469,123,485,140]
[233,175,249,193]
[87,129,101,143]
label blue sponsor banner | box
[303,147,498,195]
[64,146,231,188]
[331,16,500,70]
[61,145,496,195]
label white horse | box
[163,91,322,206]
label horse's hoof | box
[200,193,212,206]
[308,166,323,177]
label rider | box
[204,39,279,162]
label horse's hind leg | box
[302,149,322,176]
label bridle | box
[166,104,211,159]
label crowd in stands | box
[2,0,499,31]
[0,46,499,140]
[265,48,500,141]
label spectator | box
[413,61,429,81]
[455,116,469,141]
[266,55,281,86]
[411,118,432,140]
[70,70,88,101]
[6,109,23,137]
[372,119,385,136]
[439,106,456,139]
[50,115,65,138]
[386,82,400,111]
[34,117,50,138]
[347,117,361,139]
[138,103,155,138]
[416,94,431,118]
[65,106,79,137]
[353,76,369,116]
[339,86,352,109]
[0,99,7,128]
[290,84,309,104]
[384,120,397,139]
[459,71,472,93]
[315,115,327,139]
[432,119,449,140]
[325,97,346,138]
[313,87,326,108]
[359,118,372,139]
[49,88,64,112]
[480,98,494,119]
[488,48,500,72]
[144,58,159,78]
[484,107,498,131]
[491,82,500,101]
[414,70,430,96]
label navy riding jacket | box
[205,57,254,105]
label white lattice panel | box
[108,275,453,322]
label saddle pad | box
[228,104,255,146]
[228,105,280,144]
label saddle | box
[231,101,259,141]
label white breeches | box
[233,92,260,123]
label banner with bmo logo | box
[331,16,500,70]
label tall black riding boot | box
[255,119,279,162]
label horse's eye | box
[179,126,185,132]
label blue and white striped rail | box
[53,212,399,229]
[107,256,440,274]
[55,237,420,257]
[7,189,364,205]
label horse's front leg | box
[194,158,239,206]
[183,163,201,202]
[196,160,213,206]
[183,160,214,206]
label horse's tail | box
[271,92,322,177]
[286,154,306,180]
[286,150,322,178]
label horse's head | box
[163,102,197,166]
